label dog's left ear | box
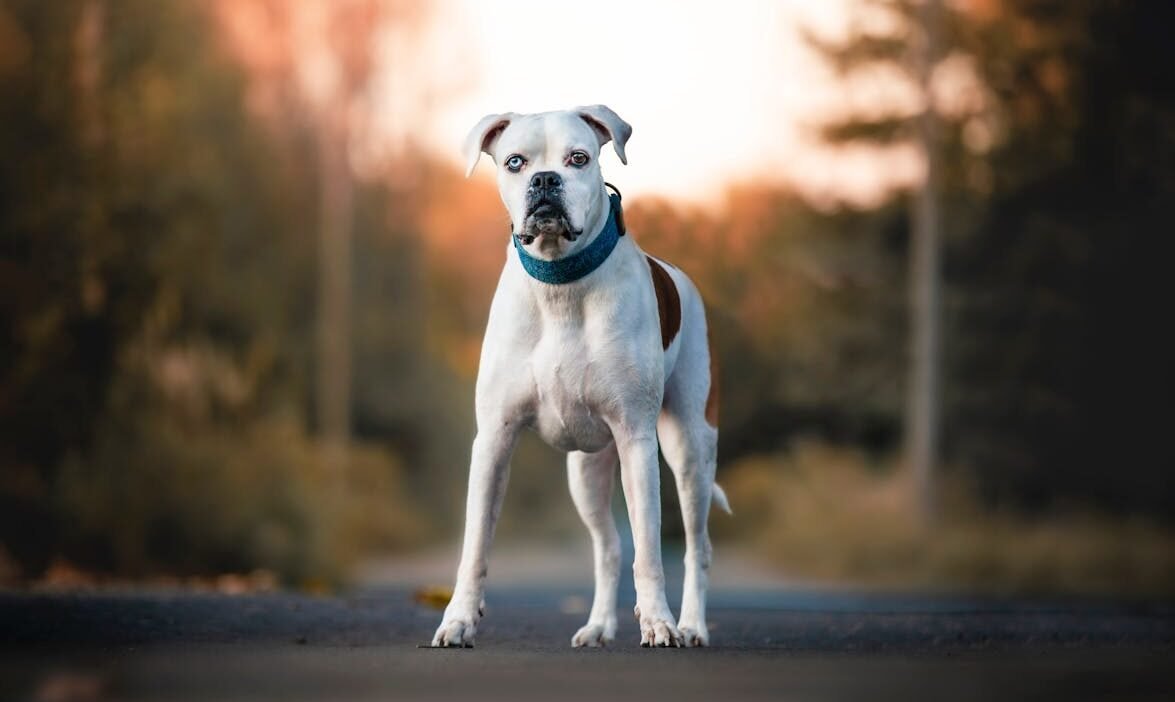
[464,112,516,177]
[576,105,632,165]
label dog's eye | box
[505,155,527,173]
[568,151,590,168]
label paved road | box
[1,585,1172,701]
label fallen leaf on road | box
[413,585,453,609]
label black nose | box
[529,171,562,191]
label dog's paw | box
[571,617,616,648]
[431,616,477,647]
[634,605,683,648]
[677,621,710,647]
[431,600,484,648]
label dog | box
[431,105,729,649]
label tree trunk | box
[316,117,353,472]
[906,0,942,526]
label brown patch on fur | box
[705,325,720,427]
[646,256,680,350]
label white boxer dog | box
[431,105,729,649]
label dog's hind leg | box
[658,408,718,647]
[567,443,621,647]
[658,308,723,646]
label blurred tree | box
[0,0,427,579]
[1,0,123,570]
[0,0,317,574]
[627,189,907,467]
[215,0,417,475]
[907,0,944,524]
[212,1,466,506]
[810,0,1175,518]
[949,0,1175,515]
[308,1,385,474]
[808,0,955,523]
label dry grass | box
[716,441,1175,596]
[55,417,426,588]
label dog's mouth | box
[519,201,581,244]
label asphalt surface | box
[1,585,1172,701]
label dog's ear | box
[464,113,514,177]
[575,105,633,165]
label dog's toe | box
[637,613,683,648]
[431,617,476,648]
[571,621,615,648]
[678,625,710,647]
[653,620,683,647]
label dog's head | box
[464,106,632,258]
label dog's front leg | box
[431,426,519,647]
[616,430,684,647]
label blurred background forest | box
[1,0,1172,594]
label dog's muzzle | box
[518,171,581,244]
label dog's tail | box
[711,482,733,515]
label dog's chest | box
[526,324,615,453]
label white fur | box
[433,107,728,649]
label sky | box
[369,0,922,207]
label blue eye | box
[505,154,526,172]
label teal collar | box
[513,189,625,285]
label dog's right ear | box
[464,113,514,177]
[576,105,632,165]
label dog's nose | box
[529,171,562,191]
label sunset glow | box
[370,0,922,207]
